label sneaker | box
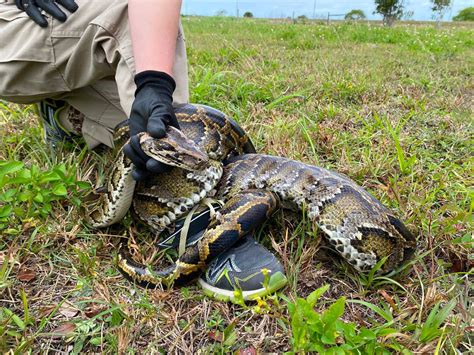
[158,207,288,302]
[198,236,288,302]
[156,204,221,250]
[37,99,76,146]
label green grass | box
[1,18,473,353]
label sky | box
[182,0,474,21]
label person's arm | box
[128,0,182,76]
[124,0,184,181]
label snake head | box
[139,127,210,171]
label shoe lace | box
[178,197,224,257]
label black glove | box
[123,70,179,181]
[16,0,78,27]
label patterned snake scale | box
[85,104,416,287]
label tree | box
[402,10,414,20]
[453,7,474,21]
[243,11,253,18]
[374,0,405,27]
[431,0,451,27]
[345,9,367,21]
[297,14,308,23]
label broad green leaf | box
[40,203,52,216]
[336,320,356,338]
[39,171,61,183]
[0,188,17,202]
[322,297,345,325]
[13,207,25,218]
[33,193,44,203]
[332,348,347,355]
[8,169,31,184]
[54,164,67,179]
[18,191,33,202]
[0,161,24,177]
[307,284,330,307]
[30,165,40,177]
[90,337,102,346]
[76,181,92,190]
[0,205,12,218]
[358,327,377,340]
[6,176,30,185]
[321,330,337,345]
[321,297,345,345]
[52,184,68,196]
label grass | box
[1,17,473,353]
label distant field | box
[1,17,472,353]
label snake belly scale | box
[85,104,416,287]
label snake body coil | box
[86,104,416,287]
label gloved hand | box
[123,70,180,181]
[16,0,78,28]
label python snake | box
[85,104,416,287]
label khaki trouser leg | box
[0,0,189,149]
[58,79,127,148]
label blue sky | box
[182,0,473,21]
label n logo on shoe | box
[206,254,242,285]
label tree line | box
[350,0,473,26]
[240,1,473,26]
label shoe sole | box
[197,271,288,303]
[36,101,74,145]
